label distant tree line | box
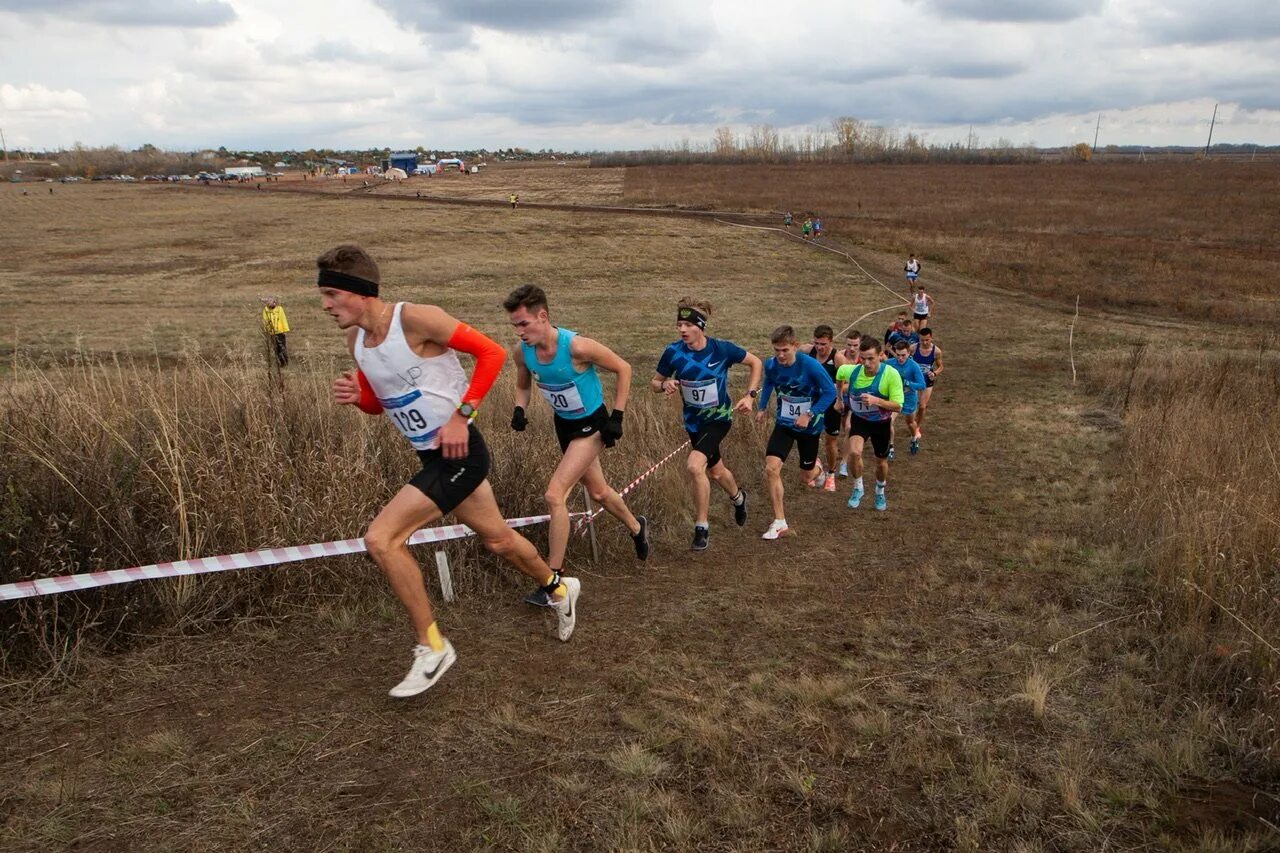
[589,117,1046,167]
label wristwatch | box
[748,388,759,398]
[457,402,478,420]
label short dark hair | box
[859,336,882,353]
[770,325,797,345]
[813,325,834,340]
[503,284,549,314]
[892,339,911,351]
[846,329,861,340]
[317,244,380,284]
[919,327,933,337]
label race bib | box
[778,394,812,426]
[680,378,720,409]
[849,390,878,416]
[537,380,586,416]
[382,389,443,450]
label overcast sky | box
[2,0,1278,151]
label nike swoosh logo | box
[707,361,722,368]
[421,662,442,679]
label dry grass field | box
[1,166,1277,851]
[623,162,1280,326]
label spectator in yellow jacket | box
[261,297,290,367]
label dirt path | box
[3,222,1262,851]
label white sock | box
[875,480,886,492]
[696,522,709,531]
[774,518,787,527]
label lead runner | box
[320,244,580,698]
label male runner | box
[835,329,861,478]
[799,325,842,492]
[506,284,648,604]
[911,284,935,332]
[836,337,904,511]
[755,325,838,540]
[652,299,762,550]
[320,244,579,698]
[905,254,922,284]
[884,312,918,354]
[891,338,928,455]
[911,327,945,448]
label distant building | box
[225,166,266,178]
[381,151,417,173]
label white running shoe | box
[553,576,581,642]
[388,640,456,698]
[761,519,790,540]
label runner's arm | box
[933,346,944,375]
[402,304,506,409]
[878,370,904,412]
[906,363,927,391]
[810,359,838,414]
[573,335,631,411]
[652,348,677,394]
[734,352,763,412]
[513,345,533,408]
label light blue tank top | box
[520,327,605,420]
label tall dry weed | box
[1105,348,1280,760]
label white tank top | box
[914,292,929,314]
[355,302,466,451]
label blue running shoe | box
[874,491,888,512]
[847,481,864,509]
[909,437,920,455]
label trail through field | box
[4,200,1270,850]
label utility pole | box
[1204,103,1218,158]
[0,127,8,161]
[967,125,973,150]
[1093,114,1101,153]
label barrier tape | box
[576,440,691,532]
[0,514,569,603]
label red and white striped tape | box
[576,440,691,532]
[0,514,559,603]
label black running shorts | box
[822,405,842,437]
[849,415,892,459]
[554,405,610,453]
[913,312,928,321]
[766,424,821,470]
[410,424,491,514]
[687,419,732,469]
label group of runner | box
[317,243,943,697]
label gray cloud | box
[917,0,1103,23]
[1141,1,1280,45]
[0,0,235,27]
[372,0,632,35]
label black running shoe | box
[633,515,650,561]
[692,525,710,551]
[733,489,748,527]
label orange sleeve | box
[355,370,383,415]
[447,323,507,405]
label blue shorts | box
[906,271,919,281]
[901,400,918,417]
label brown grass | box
[2,171,1279,851]
[622,161,1280,325]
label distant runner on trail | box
[755,325,838,540]
[799,325,843,493]
[910,327,945,449]
[905,254,922,284]
[885,312,919,355]
[507,284,649,604]
[653,299,761,551]
[912,284,935,332]
[320,244,579,698]
[802,218,813,239]
[890,338,928,455]
[836,336,904,511]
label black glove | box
[600,409,624,448]
[511,406,527,431]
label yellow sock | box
[553,583,567,598]
[425,621,445,653]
